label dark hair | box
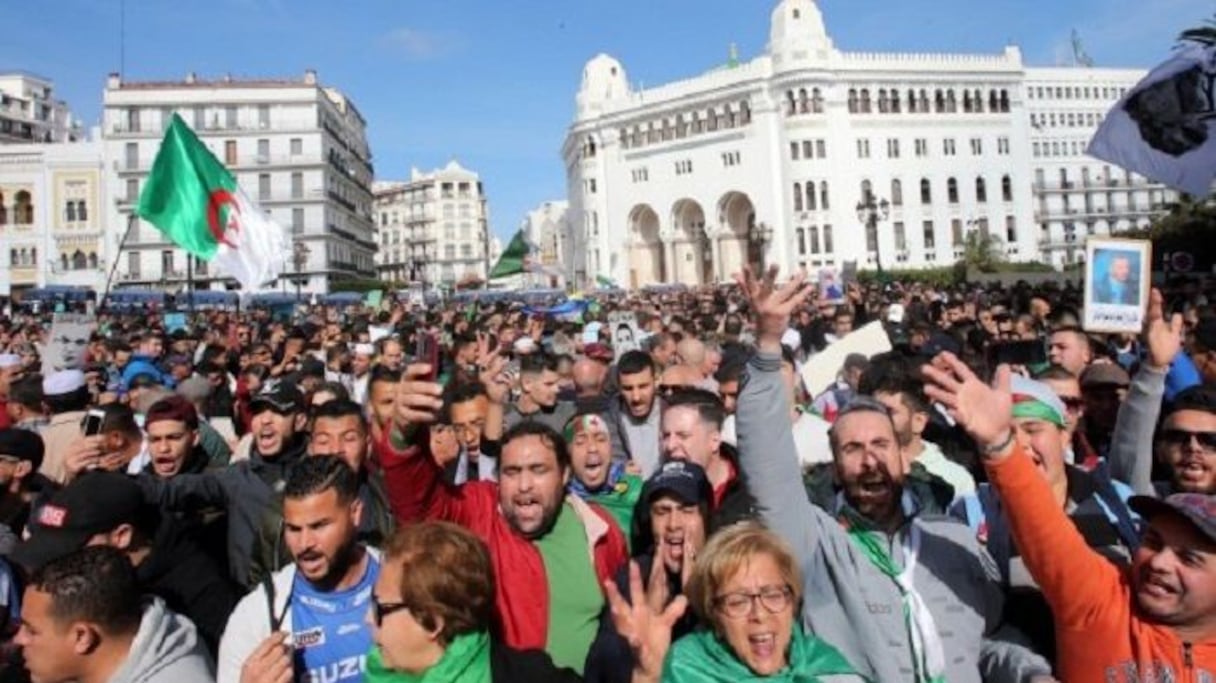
[501,422,570,470]
[310,398,368,434]
[519,353,557,377]
[284,454,359,503]
[828,396,897,454]
[145,395,200,431]
[1168,385,1216,417]
[858,353,928,414]
[617,350,655,377]
[312,381,350,402]
[369,364,402,388]
[441,381,487,422]
[30,546,142,635]
[9,375,44,411]
[663,388,725,429]
[99,403,141,436]
[714,356,748,385]
[242,364,271,382]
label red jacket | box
[377,428,628,651]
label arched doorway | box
[671,199,708,285]
[627,204,663,288]
[718,191,756,276]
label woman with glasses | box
[366,521,581,682]
[608,522,861,682]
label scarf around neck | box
[663,624,859,682]
[364,630,492,683]
[568,461,625,499]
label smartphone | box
[989,340,1047,367]
[82,409,106,436]
[416,332,439,382]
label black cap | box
[12,472,146,572]
[1130,493,1216,545]
[249,384,306,415]
[0,429,44,470]
[641,460,711,506]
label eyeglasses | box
[371,596,410,626]
[713,584,794,619]
[1159,429,1216,452]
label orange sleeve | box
[985,445,1127,628]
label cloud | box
[381,27,462,61]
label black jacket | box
[713,443,758,531]
[491,639,583,683]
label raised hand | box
[734,266,813,352]
[477,348,511,405]
[922,352,1014,456]
[394,363,444,429]
[1144,288,1184,371]
[605,561,689,683]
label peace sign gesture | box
[734,265,814,353]
[604,561,688,683]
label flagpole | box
[100,212,137,312]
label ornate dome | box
[768,0,834,66]
[579,53,629,103]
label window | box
[77,200,87,221]
[224,140,237,165]
[894,221,907,251]
[444,245,455,259]
[125,142,139,170]
[822,224,833,252]
[970,138,983,155]
[258,173,271,200]
[461,244,473,258]
[860,89,872,113]
[589,179,597,193]
[292,208,304,234]
[920,178,931,204]
[952,219,964,246]
[809,226,820,254]
[848,89,859,113]
[794,183,803,211]
[887,138,900,158]
[866,217,879,252]
[797,228,806,255]
[258,104,270,128]
[1001,175,1013,202]
[811,88,824,113]
[820,182,830,210]
[947,178,959,204]
[257,138,270,162]
[976,177,987,203]
[915,138,928,157]
[193,106,205,129]
[791,142,800,160]
[225,105,238,128]
[291,172,303,198]
[816,139,826,157]
[943,138,956,156]
[856,139,870,159]
[126,107,140,132]
[64,201,76,222]
[128,251,140,277]
[860,180,873,203]
[891,179,903,206]
[802,140,813,158]
[290,137,302,155]
[1006,216,1018,243]
[806,182,817,211]
[126,179,139,202]
[923,221,936,249]
[161,249,175,275]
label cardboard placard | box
[1083,237,1151,334]
[43,313,97,375]
[799,320,892,397]
[607,311,642,361]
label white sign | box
[799,320,892,398]
[607,311,641,362]
[1083,237,1151,334]
[43,313,96,375]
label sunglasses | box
[371,595,410,627]
[1159,429,1216,452]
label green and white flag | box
[488,229,533,279]
[137,114,290,290]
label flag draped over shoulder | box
[488,230,532,279]
[137,114,290,290]
[1087,44,1216,196]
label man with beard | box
[0,428,47,552]
[13,471,238,656]
[950,375,1140,662]
[924,351,1216,680]
[219,456,379,683]
[661,389,756,530]
[142,384,310,588]
[733,267,1051,682]
[585,460,708,683]
[381,364,627,674]
[307,398,394,549]
[505,353,575,434]
[1077,363,1130,460]
[367,365,400,440]
[615,350,662,476]
[349,343,374,405]
[565,411,643,540]
[440,381,502,485]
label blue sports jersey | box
[291,554,380,683]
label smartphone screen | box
[990,340,1047,367]
[82,410,105,436]
[415,333,439,382]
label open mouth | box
[747,633,776,660]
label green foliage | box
[960,230,1007,273]
[328,278,395,294]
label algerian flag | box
[137,114,290,290]
[488,229,533,279]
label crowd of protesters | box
[0,267,1212,682]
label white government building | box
[562,0,1174,289]
[103,70,378,293]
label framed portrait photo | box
[1083,237,1151,334]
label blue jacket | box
[121,355,175,391]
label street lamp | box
[292,241,311,301]
[855,195,891,276]
[748,221,774,271]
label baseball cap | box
[1080,363,1130,389]
[0,429,44,470]
[1130,493,1216,545]
[12,472,148,572]
[641,460,711,507]
[249,384,306,415]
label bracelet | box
[981,430,1015,455]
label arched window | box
[974,89,984,113]
[14,191,33,224]
[934,89,945,113]
[662,118,673,140]
[918,89,929,112]
[1001,175,1013,202]
[793,183,803,211]
[806,181,817,211]
[72,250,87,270]
[725,105,737,129]
[847,88,859,114]
[890,92,901,114]
[989,90,999,112]
[587,137,597,158]
[820,181,830,210]
[797,228,806,255]
[947,177,959,204]
[619,128,629,150]
[65,201,76,222]
[920,178,932,204]
[77,201,87,221]
[809,226,820,254]
[860,89,872,113]
[798,89,809,114]
[706,107,719,132]
[739,100,752,125]
[675,114,687,138]
[891,179,903,206]
[811,88,824,113]
[976,177,987,203]
[963,90,973,113]
[877,89,889,113]
[946,89,957,113]
[647,122,658,144]
[860,179,873,203]
[88,252,98,269]
[8,250,14,266]
[60,254,69,271]
[30,248,36,265]
[907,89,917,112]
[999,89,1010,112]
[786,91,796,116]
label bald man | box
[674,337,718,394]
[571,358,606,399]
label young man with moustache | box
[614,350,662,476]
[924,350,1216,680]
[734,267,1052,683]
[307,398,394,549]
[381,363,627,675]
[564,410,643,539]
[219,456,379,683]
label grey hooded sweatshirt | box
[110,597,215,683]
[738,351,1050,683]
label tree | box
[961,229,1006,273]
